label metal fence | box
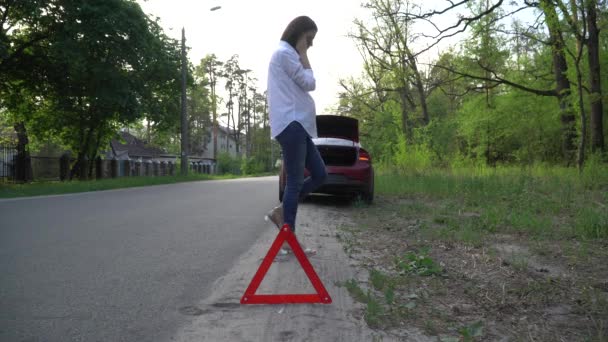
[0,147,217,183]
[31,156,62,181]
[0,143,16,182]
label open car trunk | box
[315,115,359,167]
[316,145,357,166]
[316,115,359,142]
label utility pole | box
[210,63,218,170]
[209,5,222,173]
[180,28,188,176]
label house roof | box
[213,125,239,139]
[110,131,174,159]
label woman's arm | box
[280,50,315,91]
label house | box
[197,125,240,159]
[106,126,240,175]
[106,131,176,162]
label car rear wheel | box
[360,170,374,204]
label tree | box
[222,54,248,155]
[0,0,65,181]
[460,0,510,164]
[405,0,604,165]
[222,55,237,153]
[539,0,605,166]
[350,0,431,143]
[1,0,182,179]
[189,56,215,156]
[202,54,222,160]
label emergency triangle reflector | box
[240,224,332,304]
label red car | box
[279,115,374,203]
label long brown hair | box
[280,16,317,49]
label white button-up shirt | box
[267,41,317,139]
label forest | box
[339,0,607,172]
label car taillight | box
[359,149,371,162]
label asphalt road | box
[0,176,279,342]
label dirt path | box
[167,202,429,342]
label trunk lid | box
[316,115,359,142]
[315,115,359,166]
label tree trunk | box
[88,127,103,178]
[226,98,231,153]
[71,125,94,180]
[210,66,218,161]
[541,0,577,164]
[586,0,604,153]
[398,88,412,143]
[13,121,33,183]
[235,95,241,155]
[575,53,587,170]
[147,118,151,144]
[407,52,429,125]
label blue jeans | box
[276,121,327,232]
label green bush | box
[391,135,434,174]
[240,156,266,175]
[216,152,241,175]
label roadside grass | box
[0,173,247,198]
[339,165,608,341]
[375,165,608,240]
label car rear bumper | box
[315,174,367,194]
[314,163,372,195]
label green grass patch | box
[574,207,608,239]
[340,276,411,330]
[421,217,487,247]
[375,165,608,241]
[364,292,384,328]
[395,249,443,276]
[458,321,484,341]
[0,173,242,198]
[369,269,390,291]
[341,279,368,304]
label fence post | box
[124,159,131,177]
[79,156,88,180]
[153,160,159,176]
[95,156,103,180]
[160,161,166,176]
[60,153,70,181]
[134,160,141,177]
[111,158,118,178]
[14,154,32,183]
[168,161,174,176]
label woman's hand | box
[296,31,315,69]
[296,35,309,56]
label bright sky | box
[136,0,370,114]
[135,0,538,119]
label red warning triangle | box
[241,224,332,304]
